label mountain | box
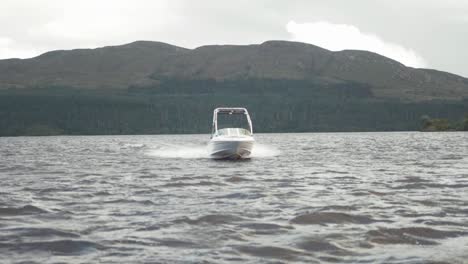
[1,40,468,101]
[0,41,188,89]
[0,40,467,136]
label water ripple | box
[0,132,467,263]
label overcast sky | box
[1,0,467,76]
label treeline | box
[421,115,468,131]
[0,78,467,136]
[129,78,374,98]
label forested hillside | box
[1,79,466,136]
[1,41,467,136]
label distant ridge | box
[1,40,468,101]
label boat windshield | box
[217,112,251,131]
[216,128,251,137]
[211,107,253,136]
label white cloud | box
[0,0,180,59]
[286,21,427,68]
[0,37,38,59]
[27,0,179,47]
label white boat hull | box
[208,137,254,160]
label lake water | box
[0,132,467,263]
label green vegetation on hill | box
[1,79,467,136]
[421,114,468,131]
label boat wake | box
[147,144,209,159]
[251,144,280,158]
[146,143,279,159]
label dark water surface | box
[1,132,467,263]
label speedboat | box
[208,107,255,160]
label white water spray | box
[147,144,209,159]
[146,143,280,159]
[251,143,281,158]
